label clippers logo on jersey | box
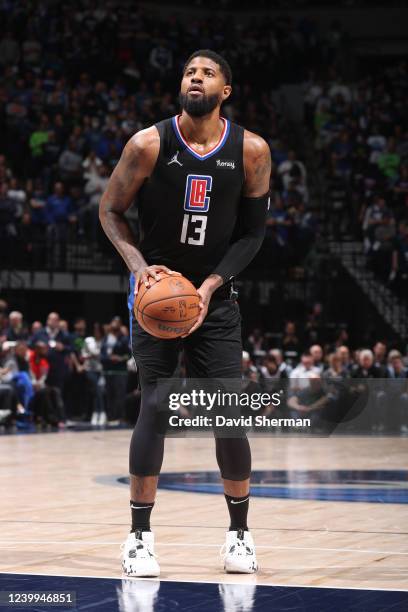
[184,174,212,212]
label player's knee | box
[216,437,251,481]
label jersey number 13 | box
[180,175,212,246]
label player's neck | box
[178,110,224,146]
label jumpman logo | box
[168,151,183,166]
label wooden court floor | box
[0,431,407,591]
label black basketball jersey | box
[134,114,245,287]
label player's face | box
[179,57,231,117]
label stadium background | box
[0,0,407,429]
[1,2,408,611]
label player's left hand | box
[181,286,211,337]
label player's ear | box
[222,85,232,101]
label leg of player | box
[122,409,162,578]
[121,320,180,578]
[122,381,163,577]
[222,477,257,573]
[184,299,258,574]
[121,474,160,578]
[216,437,258,574]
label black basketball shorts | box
[130,298,242,387]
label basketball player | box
[99,50,271,577]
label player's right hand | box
[134,264,181,295]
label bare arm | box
[242,130,272,197]
[99,127,158,274]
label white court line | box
[0,541,408,556]
[1,570,407,593]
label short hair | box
[359,349,374,362]
[183,49,232,85]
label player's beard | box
[178,91,220,117]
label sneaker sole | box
[224,564,258,574]
[122,563,160,578]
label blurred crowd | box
[1,299,407,434]
[0,300,135,429]
[241,327,408,434]
[0,1,351,270]
[306,61,408,297]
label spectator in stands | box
[290,351,320,390]
[0,341,32,414]
[310,344,325,373]
[377,138,400,180]
[83,164,110,240]
[82,150,103,181]
[0,341,19,425]
[259,354,288,381]
[292,201,316,256]
[30,321,42,336]
[100,316,130,423]
[245,328,267,359]
[7,178,26,215]
[387,350,408,379]
[281,321,301,365]
[57,137,83,184]
[242,351,258,382]
[45,182,77,268]
[65,317,90,420]
[29,340,63,427]
[29,114,50,172]
[287,372,329,428]
[0,181,19,265]
[390,221,408,295]
[278,150,307,192]
[362,193,395,254]
[304,303,324,346]
[268,348,292,378]
[82,323,105,426]
[31,312,72,418]
[323,352,349,380]
[6,311,29,341]
[149,40,173,78]
[331,327,349,351]
[336,345,353,374]
[12,341,34,412]
[373,341,388,374]
[265,195,293,264]
[351,349,383,379]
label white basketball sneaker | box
[121,530,160,577]
[221,529,258,574]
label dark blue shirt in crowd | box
[45,194,74,224]
[100,333,130,371]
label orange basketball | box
[134,272,200,339]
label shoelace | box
[120,537,158,560]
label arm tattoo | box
[99,141,148,273]
[254,149,271,182]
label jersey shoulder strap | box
[153,116,176,160]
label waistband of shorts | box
[211,281,234,301]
